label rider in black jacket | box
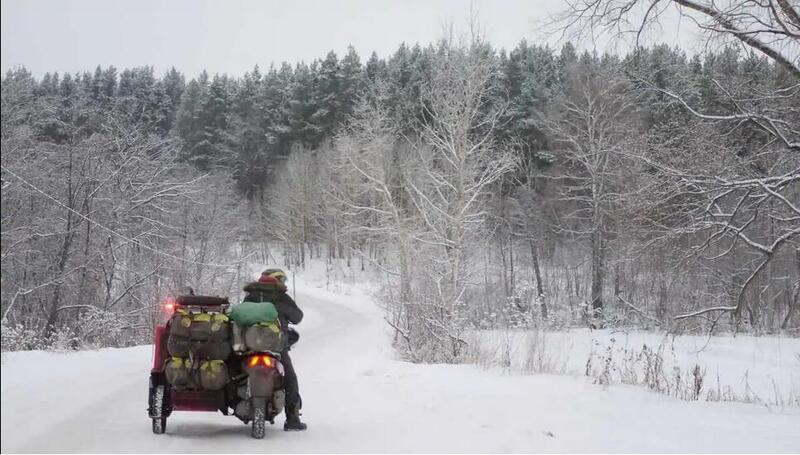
[242,269,307,431]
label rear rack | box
[175,295,230,307]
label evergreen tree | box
[101,66,118,99]
[313,51,342,139]
[365,51,387,83]
[288,62,322,147]
[176,78,206,167]
[161,67,185,132]
[230,67,269,197]
[339,45,364,122]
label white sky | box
[1,0,703,78]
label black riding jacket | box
[242,281,303,329]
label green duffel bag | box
[229,301,279,327]
[165,357,195,389]
[198,359,229,391]
[243,320,284,352]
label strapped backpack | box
[198,359,229,391]
[229,300,285,352]
[166,309,231,361]
[165,356,195,388]
[242,320,284,352]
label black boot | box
[284,416,307,431]
[284,407,307,431]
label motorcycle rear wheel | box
[251,398,266,439]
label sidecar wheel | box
[152,417,167,434]
[151,384,168,434]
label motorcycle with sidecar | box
[147,294,290,439]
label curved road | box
[2,288,799,453]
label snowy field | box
[2,274,799,453]
[467,327,800,406]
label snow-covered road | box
[2,288,799,453]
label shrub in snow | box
[1,321,45,351]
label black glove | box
[287,327,300,347]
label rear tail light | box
[248,355,275,368]
[164,297,178,314]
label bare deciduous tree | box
[536,62,642,326]
[554,0,800,328]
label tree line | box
[2,6,798,357]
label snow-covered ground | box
[469,327,800,406]
[2,272,799,453]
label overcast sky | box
[1,0,702,78]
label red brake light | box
[164,297,177,314]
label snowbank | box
[468,328,800,406]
